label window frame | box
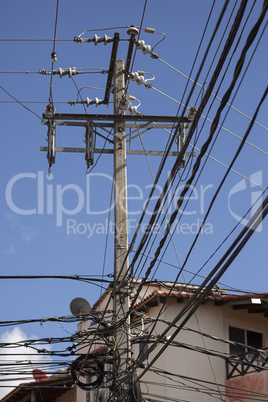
[228,325,263,356]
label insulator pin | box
[136,40,151,54]
[59,67,77,78]
[130,72,145,85]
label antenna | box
[70,297,91,317]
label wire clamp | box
[115,244,129,249]
[150,52,159,59]
[73,36,83,43]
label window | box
[132,339,150,367]
[139,339,149,364]
[229,326,262,356]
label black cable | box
[0,85,41,120]
[0,275,110,283]
[48,0,60,105]
[71,353,104,390]
[149,367,268,401]
[136,0,249,281]
[128,195,268,393]
[141,19,268,340]
[101,8,242,390]
[0,38,72,41]
[125,0,250,320]
[122,0,232,284]
[125,0,148,93]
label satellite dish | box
[70,297,91,317]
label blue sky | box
[0,0,267,395]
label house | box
[3,282,267,401]
[0,369,75,402]
[75,281,268,401]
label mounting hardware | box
[73,36,83,43]
[177,123,186,169]
[127,25,139,36]
[119,96,130,111]
[186,107,197,121]
[51,51,57,62]
[85,121,94,169]
[47,119,56,169]
[44,103,56,118]
[144,27,155,34]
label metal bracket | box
[42,113,190,124]
[85,121,94,168]
[47,119,56,168]
[125,33,136,81]
[177,123,186,168]
[103,33,120,105]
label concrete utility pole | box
[41,31,196,401]
[112,59,132,398]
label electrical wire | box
[139,0,265,296]
[189,142,268,191]
[147,367,268,401]
[105,2,234,398]
[104,8,237,376]
[0,38,73,42]
[48,0,60,105]
[124,0,250,318]
[100,180,114,297]
[0,100,69,104]
[124,196,268,396]
[144,23,268,329]
[146,84,268,158]
[125,0,148,93]
[119,25,268,396]
[126,9,251,387]
[130,83,268,382]
[156,56,268,132]
[0,85,41,120]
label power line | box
[107,3,236,397]
[48,0,60,105]
[126,195,268,395]
[189,142,268,191]
[0,38,73,41]
[151,7,268,133]
[132,82,268,371]
[148,367,268,401]
[126,0,249,316]
[147,85,268,157]
[119,3,268,391]
[0,85,41,120]
[0,100,69,104]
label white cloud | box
[0,327,50,399]
[4,213,17,228]
[5,245,16,255]
[20,227,38,243]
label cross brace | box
[40,146,195,157]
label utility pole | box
[41,28,196,401]
[112,59,132,399]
